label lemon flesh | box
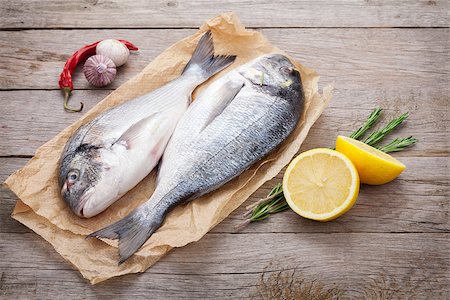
[283,148,360,221]
[335,136,406,185]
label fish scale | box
[89,53,305,264]
[59,31,236,218]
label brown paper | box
[5,13,332,284]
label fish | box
[59,31,236,218]
[88,53,304,264]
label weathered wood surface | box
[1,0,447,28]
[0,231,448,299]
[1,89,449,157]
[1,156,449,236]
[1,28,449,90]
[1,29,448,156]
[1,1,449,299]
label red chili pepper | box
[59,40,138,112]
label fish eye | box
[68,170,79,182]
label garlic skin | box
[96,39,130,67]
[83,55,117,87]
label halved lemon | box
[335,136,406,185]
[283,148,360,221]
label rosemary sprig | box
[349,107,383,140]
[377,136,418,153]
[364,112,409,146]
[236,108,417,231]
[235,183,289,231]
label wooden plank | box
[0,187,30,234]
[2,156,448,235]
[0,0,447,29]
[0,2,447,299]
[0,88,448,157]
[0,157,29,183]
[1,28,448,90]
[0,28,448,156]
[0,29,195,90]
[0,90,110,156]
[0,232,448,298]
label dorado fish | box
[88,54,304,264]
[59,31,236,218]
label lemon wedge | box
[335,135,406,185]
[283,148,360,221]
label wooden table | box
[1,1,448,299]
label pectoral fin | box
[156,77,245,183]
[115,112,162,149]
[197,77,245,132]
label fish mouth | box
[62,182,93,218]
[75,187,95,218]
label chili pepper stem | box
[59,39,137,112]
[63,88,83,112]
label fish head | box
[240,54,302,98]
[60,146,120,218]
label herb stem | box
[377,136,418,153]
[245,185,283,211]
[237,108,417,230]
[364,112,409,146]
[349,107,383,140]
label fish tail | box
[87,208,163,265]
[182,30,236,81]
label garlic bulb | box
[96,39,130,67]
[83,55,117,87]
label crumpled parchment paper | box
[5,12,333,284]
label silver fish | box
[59,31,236,218]
[88,54,304,264]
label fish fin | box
[182,30,236,81]
[114,112,162,149]
[198,78,245,132]
[156,78,244,182]
[87,210,162,265]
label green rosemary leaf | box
[364,112,409,146]
[236,108,417,230]
[377,136,418,153]
[349,107,383,140]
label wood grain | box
[0,231,448,299]
[1,88,448,157]
[1,0,448,29]
[0,29,194,90]
[0,2,448,298]
[0,157,29,183]
[1,28,448,90]
[1,156,448,235]
[0,28,448,157]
